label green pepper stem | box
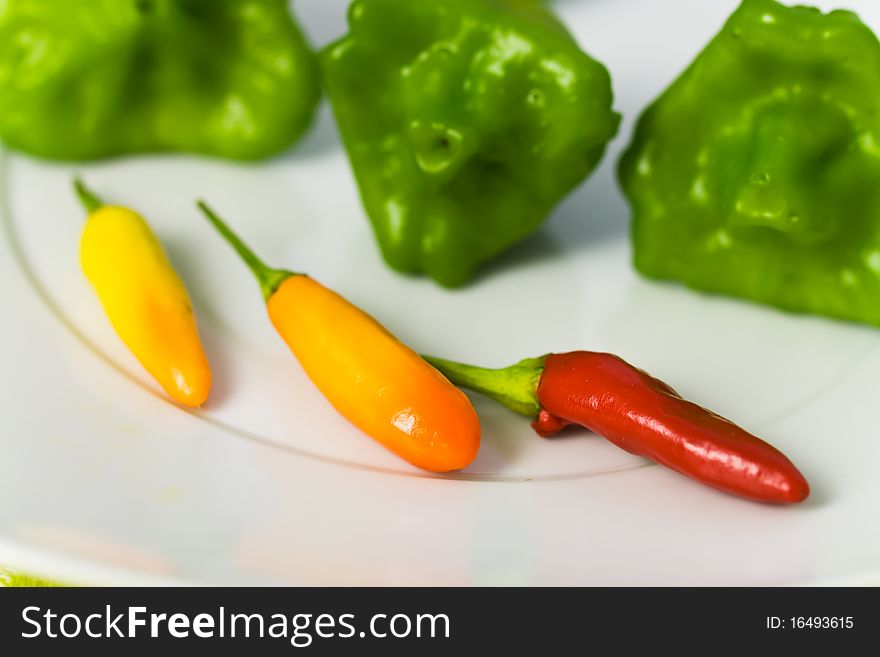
[197,200,298,301]
[73,178,104,213]
[422,354,546,418]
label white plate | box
[2,0,880,586]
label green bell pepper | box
[619,0,880,327]
[322,0,620,287]
[0,0,321,160]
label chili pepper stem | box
[73,178,104,213]
[197,200,298,301]
[422,355,545,417]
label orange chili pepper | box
[76,180,212,407]
[198,201,481,472]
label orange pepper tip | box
[417,455,474,474]
[167,387,211,409]
[420,431,482,474]
[446,450,480,473]
[163,369,212,408]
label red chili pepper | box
[424,352,809,504]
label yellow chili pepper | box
[198,201,481,472]
[76,180,212,407]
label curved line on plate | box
[757,341,877,429]
[0,149,654,483]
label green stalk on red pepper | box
[619,0,880,327]
[321,0,620,287]
[425,352,810,504]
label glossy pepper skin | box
[619,0,880,327]
[199,202,481,473]
[0,0,320,161]
[77,181,212,407]
[425,352,809,503]
[321,0,620,287]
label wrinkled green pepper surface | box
[322,0,619,287]
[0,0,320,160]
[620,0,880,327]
